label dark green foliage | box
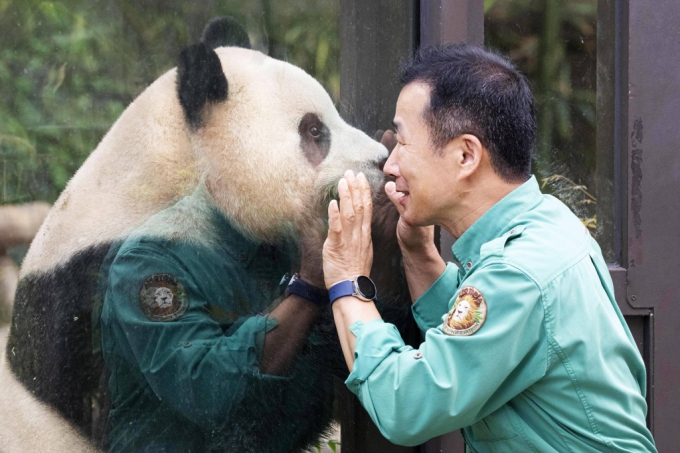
[0,0,339,205]
[486,0,597,223]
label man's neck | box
[440,178,523,239]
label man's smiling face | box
[383,82,461,227]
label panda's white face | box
[20,44,391,275]
[193,47,388,242]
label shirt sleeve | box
[345,261,548,446]
[411,262,460,334]
[105,240,286,429]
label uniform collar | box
[192,182,261,265]
[451,175,542,271]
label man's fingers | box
[357,173,373,234]
[338,177,356,232]
[344,170,364,233]
[384,181,405,216]
[380,130,398,153]
[327,199,342,243]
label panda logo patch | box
[140,274,189,322]
[442,286,487,336]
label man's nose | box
[382,151,399,179]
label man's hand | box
[384,181,445,302]
[323,170,374,289]
[384,181,438,256]
[298,216,326,289]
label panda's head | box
[177,31,388,242]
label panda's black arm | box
[259,293,319,376]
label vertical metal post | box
[419,1,484,452]
[338,2,419,452]
[421,0,484,267]
[616,0,680,447]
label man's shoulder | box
[108,198,225,275]
[487,196,593,288]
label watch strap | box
[329,280,355,305]
[286,275,329,306]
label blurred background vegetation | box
[0,0,340,205]
[486,0,597,225]
[0,0,596,221]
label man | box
[323,45,656,452]
[99,182,333,452]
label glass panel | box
[0,0,340,209]
[0,2,363,452]
[485,0,601,248]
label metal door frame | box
[339,0,680,450]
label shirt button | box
[510,229,515,234]
[466,261,473,270]
[238,252,247,261]
[413,351,423,359]
[183,341,192,348]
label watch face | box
[355,276,377,300]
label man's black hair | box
[400,44,536,182]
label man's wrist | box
[286,274,329,306]
[401,243,443,266]
[298,272,325,290]
[331,295,358,310]
[324,273,368,291]
[328,276,377,304]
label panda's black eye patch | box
[298,113,330,167]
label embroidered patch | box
[442,286,487,336]
[139,274,189,322]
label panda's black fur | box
[6,16,412,451]
[178,42,228,129]
[7,245,111,435]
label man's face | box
[383,82,460,226]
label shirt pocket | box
[468,405,539,453]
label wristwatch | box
[285,273,330,306]
[329,276,377,304]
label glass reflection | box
[0,3,402,453]
[485,0,597,232]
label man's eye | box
[309,126,320,138]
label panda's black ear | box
[201,16,251,50]
[177,42,228,129]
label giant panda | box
[3,17,407,452]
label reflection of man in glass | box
[99,183,332,452]
[323,44,657,452]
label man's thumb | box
[384,181,405,215]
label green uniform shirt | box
[99,185,321,452]
[346,176,656,452]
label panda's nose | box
[375,157,388,172]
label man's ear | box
[457,134,484,178]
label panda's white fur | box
[5,39,390,450]
[22,47,386,276]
